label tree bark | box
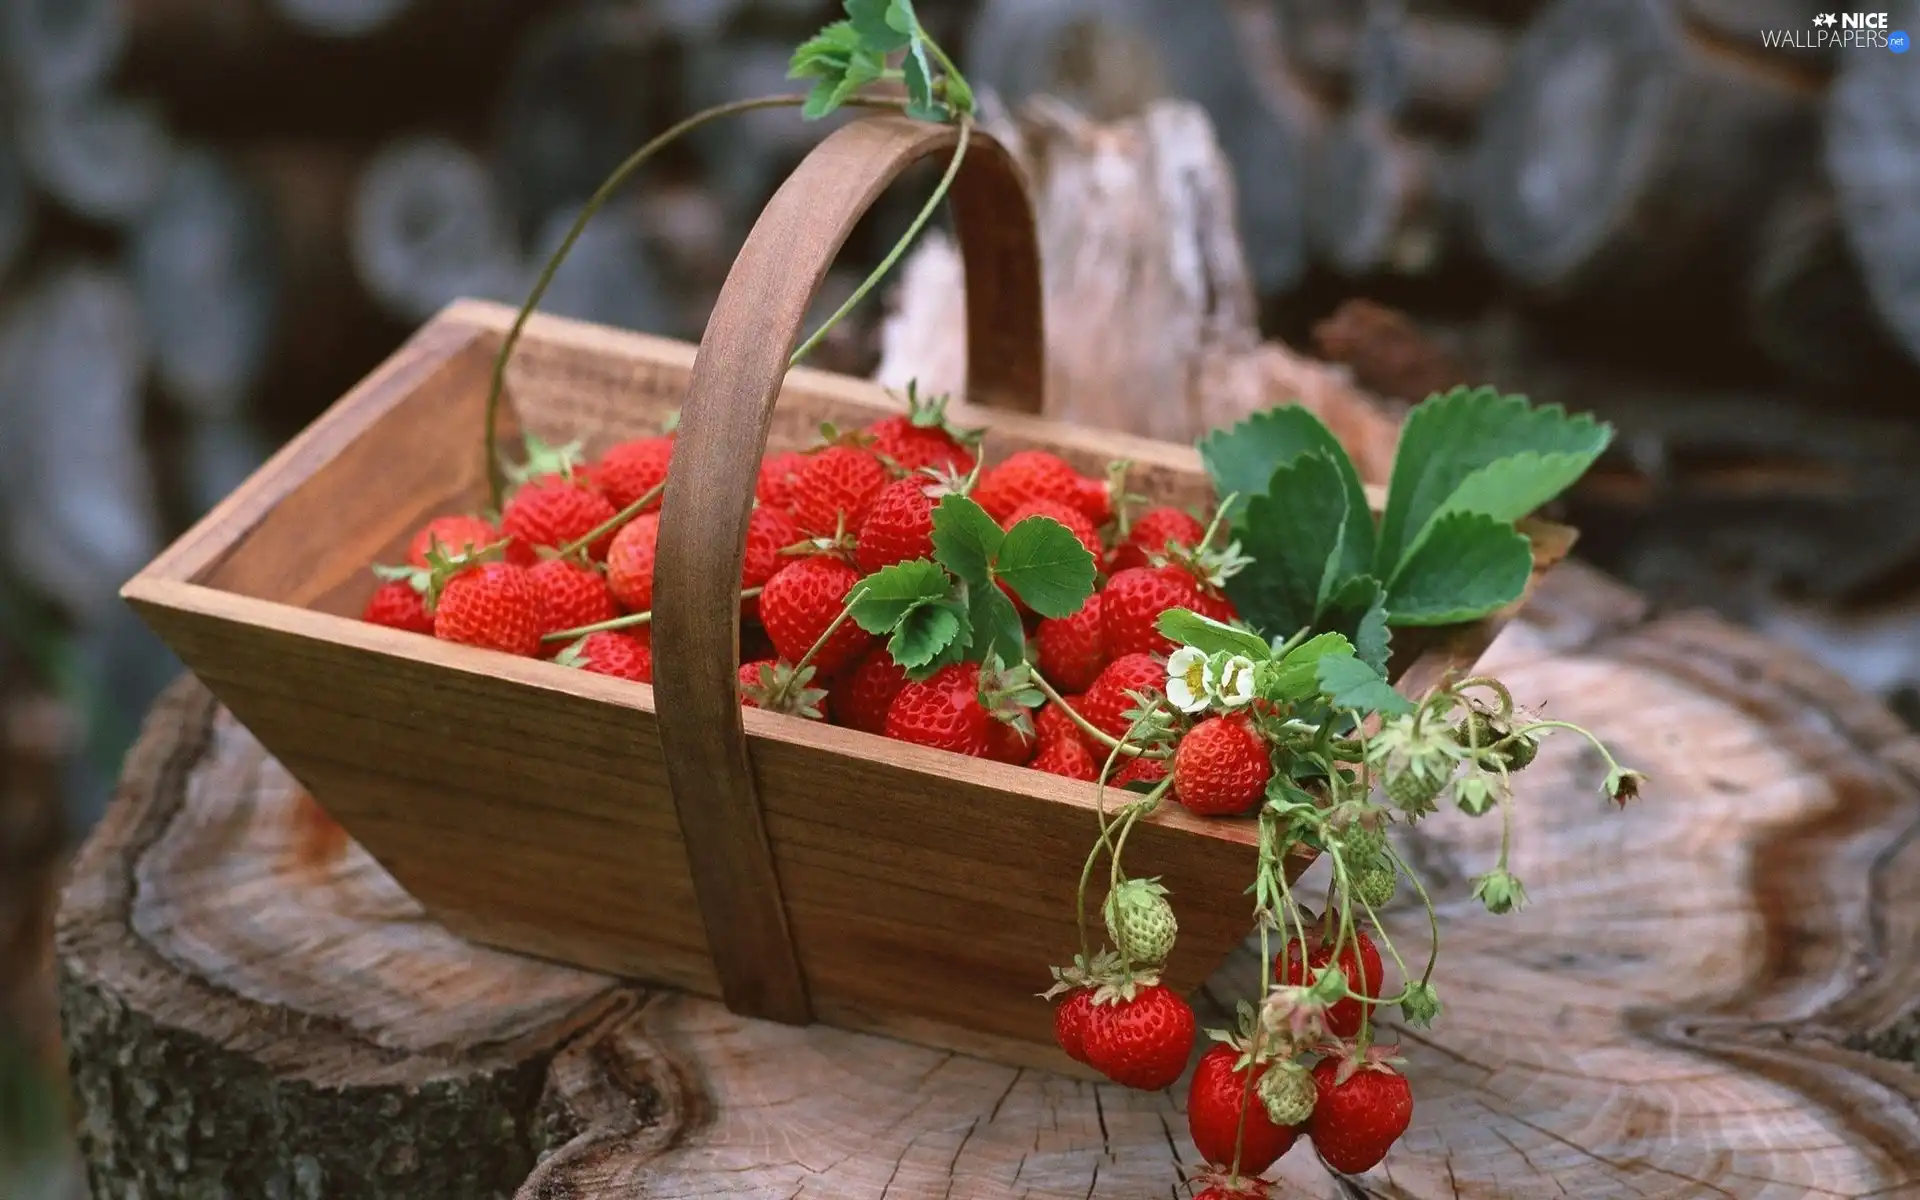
[60,559,1920,1195]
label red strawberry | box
[1195,589,1239,625]
[1173,717,1273,816]
[1186,1044,1302,1174]
[1031,733,1098,780]
[1193,1185,1271,1200]
[408,514,525,567]
[756,450,808,511]
[1034,701,1089,751]
[1075,473,1115,527]
[855,477,938,573]
[433,561,542,657]
[837,645,910,736]
[1309,1056,1413,1175]
[742,505,802,620]
[865,406,977,476]
[590,434,674,511]
[502,477,619,559]
[885,661,991,756]
[1053,989,1096,1064]
[738,658,831,721]
[362,579,434,634]
[1102,566,1203,658]
[790,445,890,537]
[1035,594,1105,693]
[605,513,660,613]
[1080,653,1167,741]
[971,450,1085,523]
[1003,498,1102,562]
[985,715,1037,765]
[560,630,652,683]
[1276,929,1384,1040]
[1111,506,1206,573]
[1114,754,1168,788]
[759,556,875,677]
[1081,984,1195,1090]
[528,558,618,650]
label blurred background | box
[1,0,1915,1191]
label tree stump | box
[59,558,1920,1196]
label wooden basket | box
[122,116,1529,1073]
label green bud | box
[1400,980,1442,1028]
[1470,868,1528,915]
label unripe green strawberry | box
[1353,862,1398,909]
[1103,878,1177,965]
[1257,1059,1317,1126]
[1383,764,1449,814]
[1454,710,1539,771]
[1342,824,1386,870]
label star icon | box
[1814,12,1837,25]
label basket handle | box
[649,115,1045,1025]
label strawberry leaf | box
[788,20,863,79]
[930,495,1003,588]
[1156,609,1272,661]
[1222,451,1350,639]
[846,0,910,51]
[995,516,1096,619]
[1383,512,1531,626]
[1319,575,1391,675]
[849,559,954,634]
[965,581,1026,667]
[1199,405,1372,576]
[1262,632,1355,701]
[902,42,946,121]
[890,596,965,670]
[1374,386,1610,575]
[1316,652,1414,717]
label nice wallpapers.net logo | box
[1761,13,1910,51]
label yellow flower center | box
[1183,661,1207,695]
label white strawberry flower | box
[1215,655,1258,708]
[1166,646,1212,713]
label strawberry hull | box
[121,119,1552,1076]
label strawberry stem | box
[554,482,665,559]
[539,586,763,643]
[1030,670,1169,759]
[765,586,869,709]
[787,116,973,371]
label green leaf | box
[908,599,973,680]
[930,496,1003,587]
[1316,652,1414,717]
[902,44,946,121]
[1384,512,1532,626]
[1319,575,1391,674]
[885,0,918,34]
[1199,405,1373,572]
[891,598,965,669]
[788,20,862,79]
[996,516,1097,619]
[1157,608,1272,660]
[848,559,953,634]
[1375,385,1611,574]
[802,77,841,119]
[1222,451,1350,638]
[966,582,1026,666]
[845,0,910,50]
[1263,632,1354,701]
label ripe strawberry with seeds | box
[1186,1044,1302,1174]
[502,475,619,559]
[1114,754,1168,788]
[528,557,618,649]
[1031,733,1098,780]
[885,661,992,756]
[1035,593,1105,693]
[361,578,434,635]
[1034,701,1093,753]
[605,513,660,613]
[864,386,979,475]
[1081,982,1195,1090]
[1074,472,1115,527]
[1276,928,1384,1040]
[1110,506,1206,573]
[985,715,1037,765]
[741,505,803,619]
[759,555,874,677]
[1102,566,1204,658]
[855,476,941,573]
[971,449,1085,524]
[555,631,653,683]
[790,444,890,538]
[756,449,808,511]
[1053,988,1097,1064]
[1080,653,1168,741]
[590,434,673,511]
[1309,1052,1413,1176]
[837,645,909,736]
[432,560,543,657]
[408,514,525,567]
[738,659,831,721]
[1173,717,1273,816]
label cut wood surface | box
[875,97,1404,479]
[62,559,1920,1196]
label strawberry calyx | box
[1323,1040,1407,1087]
[739,660,830,720]
[777,522,858,563]
[898,380,984,446]
[505,433,588,487]
[1189,1167,1274,1198]
[550,636,595,669]
[418,535,514,610]
[810,421,879,453]
[1203,999,1294,1070]
[915,462,974,500]
[978,654,1045,740]
[1039,948,1121,1000]
[371,560,429,593]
